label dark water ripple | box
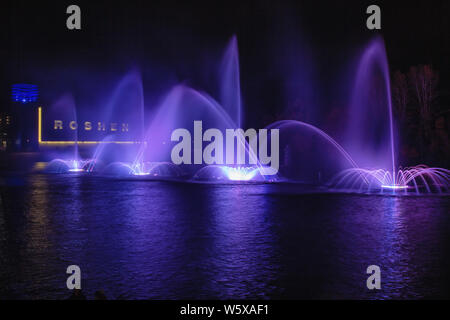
[0,174,449,299]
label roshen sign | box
[53,120,129,132]
[38,107,139,145]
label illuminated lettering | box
[69,121,78,130]
[54,120,63,130]
[51,120,130,133]
[97,122,105,131]
[40,107,137,145]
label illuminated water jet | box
[40,35,448,194]
[132,172,151,176]
[220,166,260,181]
[193,165,267,182]
[68,160,85,172]
[331,37,449,194]
[381,185,409,190]
[332,166,450,193]
[45,159,88,173]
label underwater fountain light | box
[130,162,149,176]
[12,84,39,104]
[221,166,260,181]
[381,185,409,190]
[44,159,88,173]
[132,172,150,176]
[68,160,85,173]
[129,162,183,177]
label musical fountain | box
[40,35,449,193]
[330,37,450,193]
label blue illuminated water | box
[0,174,449,299]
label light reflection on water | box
[0,174,449,299]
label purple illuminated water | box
[3,33,450,301]
[130,37,262,178]
[1,175,449,299]
[220,35,242,128]
[345,37,397,180]
[42,36,449,192]
[337,37,449,192]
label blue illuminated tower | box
[10,84,39,151]
[12,84,39,104]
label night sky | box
[1,0,449,127]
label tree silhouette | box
[408,65,439,138]
[392,70,408,124]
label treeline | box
[392,65,449,167]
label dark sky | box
[1,0,449,126]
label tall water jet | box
[90,70,145,168]
[345,37,397,183]
[220,35,242,128]
[102,70,145,139]
[132,36,264,180]
[334,36,450,193]
[47,93,84,172]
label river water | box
[0,174,449,299]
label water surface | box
[0,174,449,299]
